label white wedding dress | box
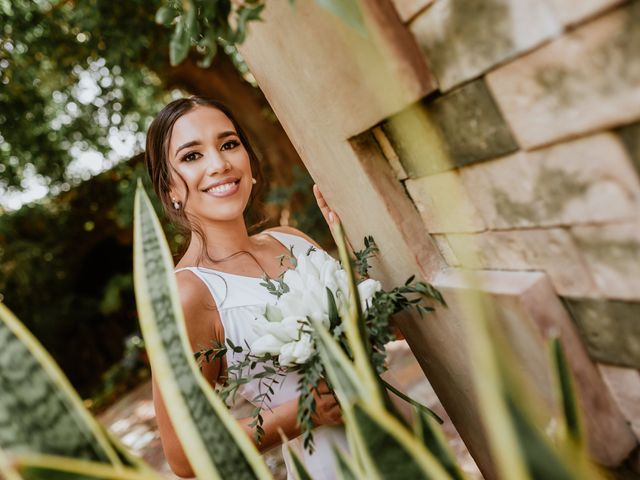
[175,230,349,480]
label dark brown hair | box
[144,95,266,264]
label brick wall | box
[387,0,640,441]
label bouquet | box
[196,236,446,452]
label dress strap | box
[264,230,318,256]
[174,267,228,307]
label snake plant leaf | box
[331,445,359,480]
[133,181,272,480]
[15,453,156,480]
[414,408,466,480]
[351,402,452,480]
[314,0,368,36]
[287,447,312,480]
[550,337,583,446]
[461,284,606,479]
[381,379,442,425]
[313,318,452,480]
[0,447,22,480]
[504,393,578,480]
[98,425,158,474]
[311,317,363,406]
[331,221,382,403]
[0,303,121,466]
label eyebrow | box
[174,130,238,158]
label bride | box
[145,95,347,479]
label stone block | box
[598,364,640,440]
[348,130,446,280]
[487,2,640,149]
[460,133,640,229]
[431,269,636,466]
[372,126,408,180]
[572,222,640,301]
[445,229,599,297]
[411,0,560,91]
[546,0,624,27]
[383,80,518,177]
[391,0,434,22]
[564,298,640,368]
[382,103,453,178]
[427,80,519,167]
[237,0,436,143]
[405,171,486,233]
[618,121,640,176]
[431,234,461,266]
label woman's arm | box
[152,271,222,477]
[236,379,342,452]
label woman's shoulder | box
[174,269,216,308]
[262,225,322,249]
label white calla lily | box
[279,333,314,366]
[250,334,286,356]
[252,247,380,365]
[358,278,382,312]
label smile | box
[203,179,240,197]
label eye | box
[182,151,201,162]
[221,139,240,151]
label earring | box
[251,177,257,185]
[172,199,181,210]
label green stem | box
[380,378,444,424]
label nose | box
[204,151,231,176]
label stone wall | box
[388,0,640,443]
[236,0,639,476]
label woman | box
[145,95,347,479]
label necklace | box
[209,249,269,277]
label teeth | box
[206,182,236,194]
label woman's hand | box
[313,184,340,227]
[313,184,356,256]
[311,379,343,427]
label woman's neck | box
[184,216,255,263]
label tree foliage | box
[0,157,160,396]
[0,0,331,399]
[0,0,174,193]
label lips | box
[202,176,240,192]
[201,177,241,198]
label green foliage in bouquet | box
[195,233,444,453]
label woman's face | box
[167,105,253,224]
